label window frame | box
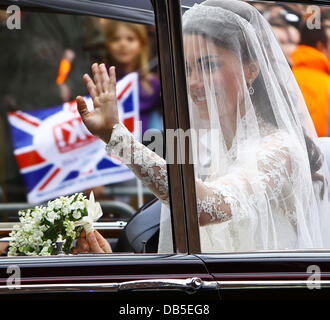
[152,0,200,253]
[170,0,330,255]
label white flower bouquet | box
[8,192,102,256]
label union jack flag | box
[8,73,140,203]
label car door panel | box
[0,254,220,300]
[197,252,330,300]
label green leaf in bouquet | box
[43,225,57,241]
[71,193,79,204]
[82,207,88,217]
[63,237,73,254]
[49,245,56,255]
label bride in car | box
[74,0,330,254]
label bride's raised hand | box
[76,63,119,143]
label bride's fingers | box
[95,230,112,253]
[83,74,97,102]
[87,231,104,253]
[100,64,110,93]
[92,63,103,95]
[76,96,89,120]
[73,237,89,254]
[109,66,117,99]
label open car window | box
[0,3,176,256]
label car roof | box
[0,0,203,25]
[2,0,329,25]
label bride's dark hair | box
[184,0,326,198]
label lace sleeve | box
[195,131,295,226]
[106,124,294,226]
[105,123,169,206]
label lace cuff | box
[105,123,134,164]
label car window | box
[181,0,330,254]
[0,5,175,256]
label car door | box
[0,0,221,302]
[170,0,330,300]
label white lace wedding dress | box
[106,121,309,253]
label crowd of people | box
[256,2,330,137]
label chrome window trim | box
[1,250,330,264]
[196,249,330,259]
[0,221,126,232]
[0,278,329,294]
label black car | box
[0,0,330,305]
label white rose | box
[46,210,59,223]
[77,201,85,210]
[32,230,43,241]
[43,239,52,247]
[72,210,81,220]
[23,223,33,233]
[55,198,63,208]
[40,246,51,256]
[62,206,70,215]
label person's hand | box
[76,63,119,143]
[0,242,9,256]
[72,230,112,254]
[84,186,107,200]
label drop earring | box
[248,80,254,95]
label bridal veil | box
[158,0,330,253]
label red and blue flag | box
[8,73,140,203]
